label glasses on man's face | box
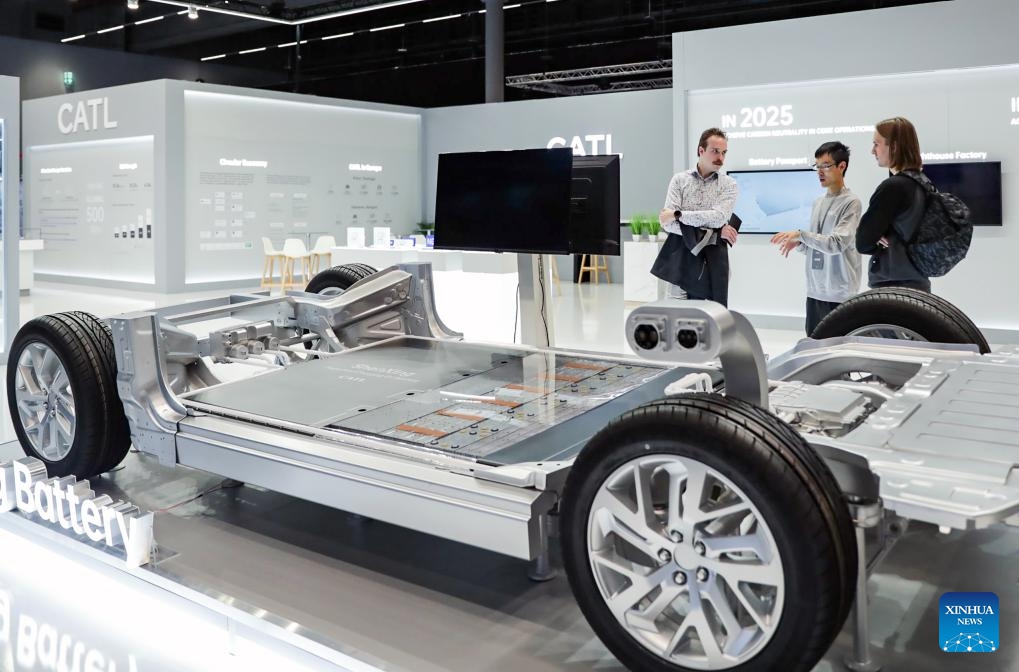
[812,162,838,171]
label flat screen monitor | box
[434,148,573,254]
[726,169,822,234]
[570,155,621,255]
[923,161,1002,226]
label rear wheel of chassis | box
[302,264,379,349]
[7,312,131,479]
[304,263,378,295]
[810,287,989,353]
[561,393,856,672]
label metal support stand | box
[528,514,556,582]
[517,254,555,348]
[845,499,883,672]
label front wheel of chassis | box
[561,393,856,672]
[7,312,131,478]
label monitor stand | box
[516,253,556,348]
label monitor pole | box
[484,1,556,347]
[516,254,556,347]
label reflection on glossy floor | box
[0,279,1016,671]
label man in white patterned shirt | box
[651,127,739,304]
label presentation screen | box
[726,169,822,234]
[434,148,573,254]
[923,161,1002,226]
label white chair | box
[309,235,336,275]
[261,237,286,289]
[281,238,313,290]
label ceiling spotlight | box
[127,0,139,9]
[187,4,199,19]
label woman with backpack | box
[855,116,931,292]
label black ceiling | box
[7,0,938,107]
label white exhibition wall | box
[674,0,1019,333]
[23,80,423,291]
[424,89,671,220]
[28,135,156,284]
[1,75,21,354]
[23,80,165,289]
[182,90,421,284]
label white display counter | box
[1,239,44,295]
[622,240,662,302]
[330,246,519,274]
[330,246,521,342]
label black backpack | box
[899,170,973,277]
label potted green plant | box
[628,215,645,241]
[647,217,662,242]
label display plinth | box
[622,240,662,302]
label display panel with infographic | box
[687,65,1018,229]
[27,136,154,283]
[184,91,421,284]
[726,169,821,234]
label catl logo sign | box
[0,457,153,568]
[56,97,118,135]
[939,592,999,653]
[547,133,621,157]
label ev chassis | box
[7,262,1018,672]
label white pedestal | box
[623,240,662,302]
[2,239,45,294]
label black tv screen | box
[570,155,621,255]
[923,161,1002,226]
[434,148,573,254]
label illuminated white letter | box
[102,97,118,129]
[86,98,102,132]
[12,462,35,513]
[73,102,89,133]
[33,482,57,524]
[80,499,105,543]
[57,103,74,134]
[16,615,37,668]
[585,134,605,154]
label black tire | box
[811,287,989,353]
[7,312,131,479]
[302,264,378,349]
[304,263,377,294]
[561,393,856,672]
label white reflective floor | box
[0,278,1015,672]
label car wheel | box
[561,393,855,672]
[7,312,131,478]
[301,264,379,350]
[810,287,989,353]
[304,263,378,295]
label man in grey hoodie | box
[771,141,863,335]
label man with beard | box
[651,127,739,305]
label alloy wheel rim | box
[587,454,785,670]
[846,324,929,341]
[14,342,76,461]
